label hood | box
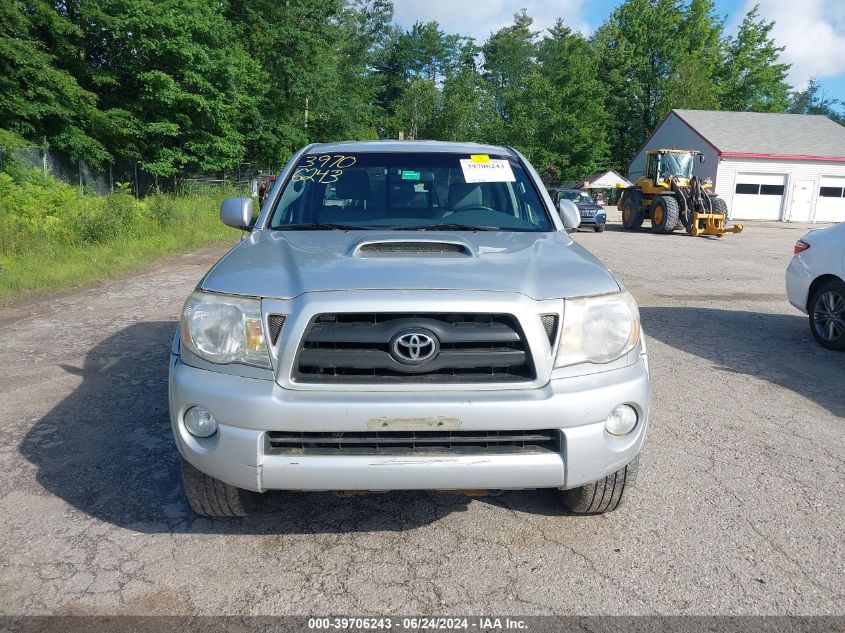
[199,230,620,300]
[576,202,604,212]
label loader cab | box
[645,150,696,185]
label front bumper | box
[579,214,606,226]
[169,353,650,493]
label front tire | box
[180,456,259,517]
[594,224,605,233]
[809,280,845,350]
[710,196,728,218]
[650,196,680,234]
[559,456,639,514]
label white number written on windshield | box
[291,154,357,184]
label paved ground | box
[0,220,842,616]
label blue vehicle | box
[550,188,606,232]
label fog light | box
[605,404,638,436]
[184,406,218,438]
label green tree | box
[0,0,108,163]
[592,0,685,169]
[661,54,722,112]
[228,0,350,167]
[327,0,394,140]
[789,78,845,125]
[537,20,609,180]
[390,77,438,139]
[373,18,468,138]
[431,57,501,143]
[482,9,538,95]
[720,5,791,112]
[499,71,559,176]
[659,0,724,114]
[480,11,545,164]
[75,0,260,177]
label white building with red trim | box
[628,109,845,223]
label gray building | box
[629,109,845,222]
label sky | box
[391,0,845,103]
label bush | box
[0,171,235,302]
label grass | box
[0,171,239,305]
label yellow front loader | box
[618,149,743,236]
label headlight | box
[554,290,640,367]
[180,291,271,368]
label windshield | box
[267,152,554,232]
[560,190,595,205]
[658,152,694,180]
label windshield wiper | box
[270,223,369,231]
[389,223,498,231]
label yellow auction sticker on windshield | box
[460,158,516,183]
[470,154,490,163]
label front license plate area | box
[366,416,462,431]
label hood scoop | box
[353,239,474,258]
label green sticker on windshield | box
[401,170,421,181]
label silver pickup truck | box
[170,141,650,517]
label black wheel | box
[710,196,729,235]
[809,280,845,350]
[620,188,643,229]
[650,196,680,234]
[678,194,704,234]
[593,224,605,233]
[180,456,260,517]
[710,196,728,218]
[559,456,639,514]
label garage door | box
[732,173,786,220]
[815,176,845,223]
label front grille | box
[293,312,535,384]
[265,429,560,456]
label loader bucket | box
[689,212,743,237]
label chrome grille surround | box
[292,312,535,384]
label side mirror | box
[699,154,706,164]
[220,197,254,230]
[558,199,581,231]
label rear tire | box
[180,456,258,517]
[621,189,644,230]
[809,280,845,351]
[559,456,639,514]
[650,196,680,234]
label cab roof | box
[646,148,700,154]
[307,140,515,155]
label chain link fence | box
[7,144,275,197]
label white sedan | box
[786,222,845,350]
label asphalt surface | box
[0,220,842,616]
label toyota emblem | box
[390,330,439,365]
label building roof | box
[574,169,632,189]
[672,109,845,161]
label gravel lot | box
[0,220,842,616]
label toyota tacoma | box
[170,141,650,516]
